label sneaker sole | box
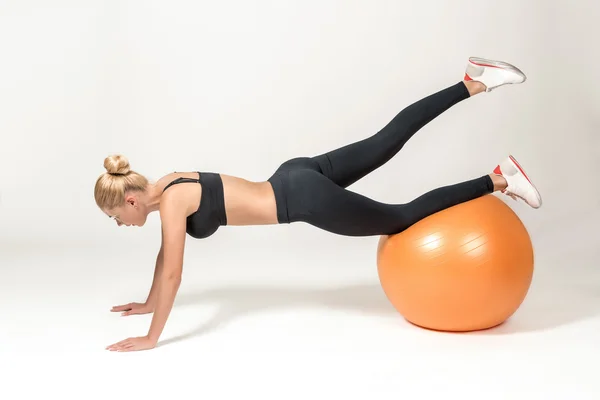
[468,57,527,82]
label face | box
[104,194,148,227]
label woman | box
[97,57,542,352]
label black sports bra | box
[162,172,227,239]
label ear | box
[124,193,138,208]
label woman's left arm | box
[146,212,185,344]
[106,193,187,352]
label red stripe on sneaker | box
[509,155,532,184]
[464,73,473,81]
[469,60,501,68]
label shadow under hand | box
[159,283,399,347]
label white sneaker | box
[493,155,542,209]
[465,57,527,92]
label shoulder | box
[159,188,190,248]
[160,188,187,216]
[160,187,199,221]
[159,176,202,219]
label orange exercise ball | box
[377,194,534,332]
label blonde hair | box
[94,155,149,210]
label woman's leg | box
[311,82,472,188]
[283,152,541,236]
[285,168,497,236]
[311,57,527,189]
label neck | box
[144,183,162,213]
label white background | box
[1,0,599,399]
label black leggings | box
[267,81,494,236]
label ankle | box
[463,80,487,96]
[489,173,507,192]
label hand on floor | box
[106,335,157,352]
[111,302,154,316]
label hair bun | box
[104,154,131,175]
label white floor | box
[2,228,599,400]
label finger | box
[111,304,133,312]
[106,337,136,351]
[122,309,140,316]
[112,339,131,348]
[106,341,124,349]
[127,307,151,316]
[116,342,135,351]
[124,344,139,351]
